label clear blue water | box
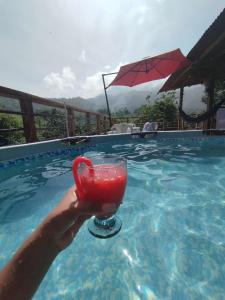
[0,138,225,299]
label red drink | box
[78,164,127,205]
[72,155,127,238]
[73,156,127,205]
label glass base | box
[88,215,122,239]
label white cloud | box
[78,50,87,63]
[138,5,150,14]
[81,71,103,98]
[43,63,125,98]
[81,63,124,98]
[135,5,151,25]
[43,67,76,93]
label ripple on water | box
[1,139,225,299]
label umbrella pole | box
[102,74,112,127]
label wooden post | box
[19,99,37,143]
[86,112,90,133]
[206,77,215,130]
[66,108,75,136]
[179,87,184,130]
[96,115,100,134]
[103,116,107,133]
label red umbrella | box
[109,49,191,87]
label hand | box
[0,186,106,300]
[39,187,103,252]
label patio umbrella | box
[109,49,191,87]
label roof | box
[160,8,225,92]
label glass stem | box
[94,216,116,228]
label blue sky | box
[0,0,224,98]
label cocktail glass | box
[73,154,127,238]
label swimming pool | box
[0,135,225,299]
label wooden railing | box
[0,86,206,147]
[111,116,204,131]
[0,86,110,145]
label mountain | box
[55,90,150,113]
[56,85,206,114]
[0,85,206,114]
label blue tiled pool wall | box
[0,144,97,168]
[1,131,225,168]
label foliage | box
[0,113,25,145]
[135,91,178,124]
[215,80,225,102]
[201,79,225,105]
[35,109,66,140]
[112,107,131,117]
[0,91,179,145]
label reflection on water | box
[0,138,225,299]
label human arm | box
[0,187,101,300]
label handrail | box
[0,86,103,116]
[0,128,24,132]
[0,85,110,145]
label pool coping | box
[0,130,218,167]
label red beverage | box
[72,155,127,238]
[73,157,127,206]
[79,164,127,205]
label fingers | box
[70,215,87,237]
[51,186,118,235]
[75,200,103,216]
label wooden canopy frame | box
[160,8,225,130]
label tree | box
[35,109,66,140]
[136,91,178,124]
[0,113,25,145]
[112,107,131,117]
[201,79,225,105]
[215,80,225,102]
[98,108,108,115]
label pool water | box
[0,138,225,299]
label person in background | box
[0,187,105,300]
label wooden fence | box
[111,116,204,131]
[0,86,109,145]
[0,86,206,146]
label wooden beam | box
[179,87,184,130]
[198,30,225,61]
[0,128,24,132]
[0,85,104,116]
[0,109,25,116]
[86,112,90,133]
[66,108,75,136]
[19,99,37,143]
[96,115,100,134]
[103,116,107,133]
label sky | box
[0,0,224,99]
